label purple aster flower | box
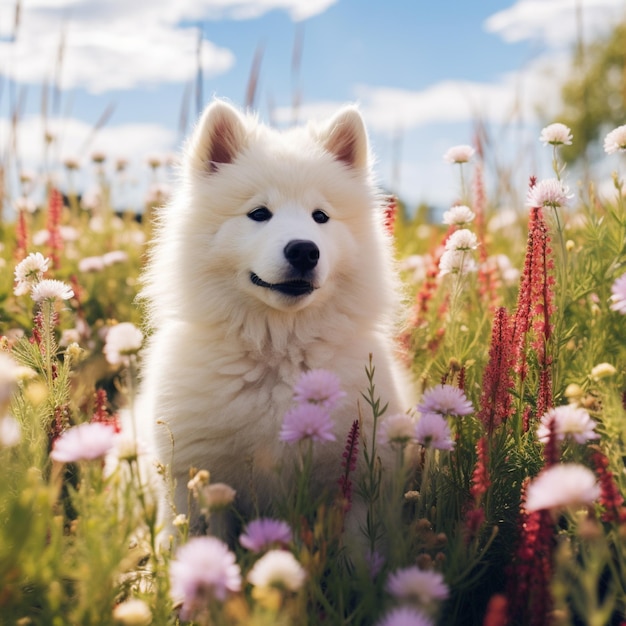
[170,536,241,620]
[50,422,117,462]
[375,606,434,626]
[279,403,336,444]
[417,384,473,418]
[293,369,346,410]
[610,272,626,314]
[239,518,292,553]
[414,412,455,451]
[385,565,449,605]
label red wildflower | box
[470,437,491,502]
[590,447,625,522]
[338,419,359,512]
[46,187,64,270]
[477,307,515,434]
[91,388,121,433]
[383,196,397,236]
[482,594,508,626]
[15,209,28,261]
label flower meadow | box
[2,122,626,626]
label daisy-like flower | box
[247,550,306,591]
[414,412,455,451]
[50,422,117,462]
[375,606,434,626]
[610,272,626,314]
[417,384,474,418]
[292,369,346,410]
[442,205,475,226]
[0,353,20,411]
[279,403,336,444]
[102,250,129,266]
[445,228,478,252]
[78,256,105,273]
[539,123,573,146]
[240,518,292,553]
[31,279,74,303]
[604,124,626,154]
[14,252,50,295]
[526,178,573,210]
[378,413,416,446]
[112,598,152,626]
[443,144,475,164]
[438,249,477,276]
[590,362,617,380]
[537,405,599,444]
[525,463,600,513]
[170,537,241,620]
[0,415,21,448]
[386,565,449,606]
[197,482,237,512]
[103,322,144,366]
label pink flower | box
[525,464,600,513]
[170,537,241,620]
[539,123,573,146]
[417,384,473,417]
[414,412,455,451]
[50,422,117,462]
[385,565,449,605]
[526,178,572,210]
[279,403,336,444]
[292,369,346,410]
[604,125,626,154]
[239,518,292,553]
[610,273,626,314]
[375,606,434,626]
[378,413,416,445]
[537,405,599,444]
[443,144,475,164]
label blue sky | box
[1,0,625,213]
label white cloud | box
[485,0,626,47]
[0,0,336,94]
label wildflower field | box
[2,114,626,626]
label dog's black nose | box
[284,239,319,272]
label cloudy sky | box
[1,0,625,213]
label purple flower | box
[610,273,626,314]
[50,422,117,462]
[414,412,455,451]
[239,518,292,553]
[417,384,473,418]
[365,548,385,579]
[170,537,241,620]
[385,565,449,605]
[375,606,434,626]
[279,403,336,444]
[293,369,346,410]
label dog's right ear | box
[189,100,248,173]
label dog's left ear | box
[320,107,369,170]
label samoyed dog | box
[138,99,411,536]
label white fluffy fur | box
[138,100,411,532]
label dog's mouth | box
[250,272,316,297]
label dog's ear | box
[191,100,248,173]
[320,107,369,170]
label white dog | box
[138,100,411,536]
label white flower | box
[112,598,152,626]
[0,416,21,447]
[247,550,306,592]
[537,405,599,444]
[442,205,475,226]
[103,323,144,365]
[378,413,416,445]
[438,249,477,276]
[0,353,20,410]
[526,178,573,209]
[525,464,600,513]
[14,252,50,295]
[540,123,573,146]
[443,144,475,164]
[590,362,617,380]
[102,250,129,266]
[31,279,74,303]
[78,256,105,273]
[445,228,478,252]
[604,125,626,154]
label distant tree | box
[556,20,626,165]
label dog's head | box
[146,100,395,326]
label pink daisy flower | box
[292,369,346,410]
[170,537,241,620]
[417,384,473,418]
[610,272,626,314]
[50,422,117,462]
[378,413,416,446]
[443,144,475,164]
[279,403,336,444]
[537,405,599,444]
[385,565,449,605]
[539,123,573,146]
[414,412,455,451]
[239,518,292,553]
[604,125,626,154]
[526,178,573,210]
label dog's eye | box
[312,209,329,224]
[248,207,272,222]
